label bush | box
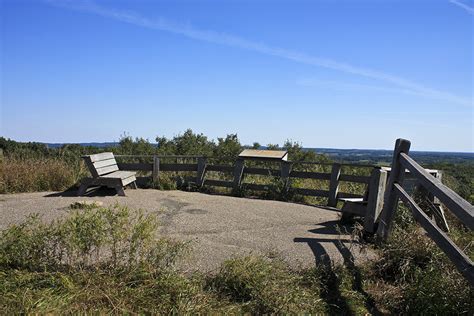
[368,204,474,314]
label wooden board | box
[102,171,137,179]
[206,165,234,173]
[160,163,198,172]
[117,162,153,171]
[87,152,115,163]
[93,158,117,169]
[293,188,330,197]
[95,164,119,176]
[203,179,233,188]
[289,170,331,180]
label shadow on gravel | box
[294,220,381,315]
[44,186,120,197]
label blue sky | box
[1,0,473,151]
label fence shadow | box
[294,220,381,315]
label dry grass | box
[0,157,85,193]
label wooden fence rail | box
[377,138,474,287]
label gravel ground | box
[0,189,375,272]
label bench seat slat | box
[102,171,136,179]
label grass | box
[0,157,85,194]
[1,204,472,314]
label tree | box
[214,134,242,159]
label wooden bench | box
[77,152,137,196]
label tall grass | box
[0,157,85,194]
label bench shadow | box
[44,186,119,197]
[294,220,381,315]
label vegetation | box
[0,204,472,314]
[1,132,473,313]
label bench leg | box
[77,179,93,196]
[115,186,126,197]
[131,181,138,189]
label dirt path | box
[0,189,375,272]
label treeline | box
[0,129,330,163]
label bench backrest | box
[83,152,119,178]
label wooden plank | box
[153,156,160,186]
[244,167,280,176]
[160,163,198,172]
[88,152,114,163]
[117,162,153,171]
[377,138,411,239]
[395,184,474,286]
[96,164,119,176]
[204,165,234,173]
[233,159,245,189]
[93,158,117,169]
[364,168,387,233]
[289,170,331,180]
[339,174,371,184]
[121,175,137,187]
[203,179,233,188]
[244,183,274,191]
[293,188,330,197]
[196,157,207,187]
[281,161,292,191]
[337,192,364,199]
[400,153,474,230]
[328,163,341,207]
[102,171,136,179]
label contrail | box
[450,0,474,14]
[47,0,472,107]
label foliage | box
[365,205,474,314]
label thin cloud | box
[47,0,472,107]
[449,0,474,14]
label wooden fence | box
[377,139,474,286]
[115,155,386,232]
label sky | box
[1,0,473,151]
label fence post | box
[364,167,387,233]
[196,157,207,188]
[328,163,341,207]
[152,155,160,187]
[376,138,411,240]
[233,159,245,190]
[281,161,291,191]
